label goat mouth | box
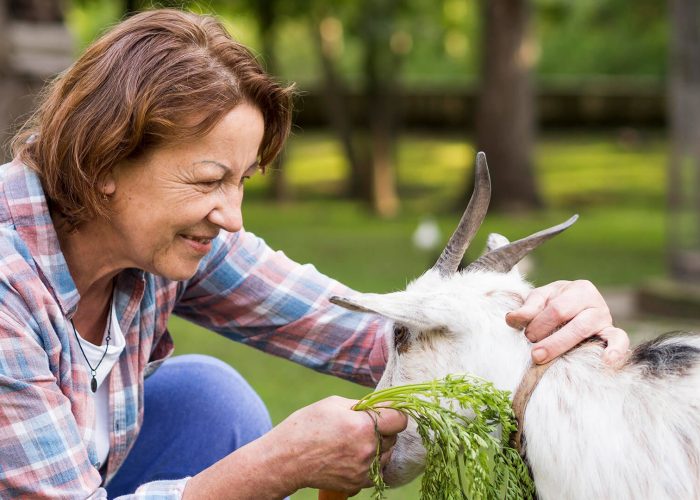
[381,462,424,488]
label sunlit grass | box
[539,133,666,208]
[248,130,666,213]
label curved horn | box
[466,215,579,273]
[433,151,491,277]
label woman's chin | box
[152,260,202,282]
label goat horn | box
[433,151,491,277]
[466,215,579,273]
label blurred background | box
[1,0,699,498]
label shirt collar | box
[3,159,81,316]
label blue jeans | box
[105,354,272,497]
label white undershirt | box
[75,297,125,466]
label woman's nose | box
[208,189,243,233]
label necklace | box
[71,307,112,393]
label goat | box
[331,153,700,500]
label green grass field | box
[169,130,667,499]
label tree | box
[473,0,542,211]
[247,0,291,201]
[310,0,403,217]
[360,0,402,217]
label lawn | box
[169,130,667,499]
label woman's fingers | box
[275,397,408,492]
[379,447,394,467]
[525,281,606,341]
[374,408,408,435]
[506,281,564,329]
[599,326,630,366]
[379,434,397,453]
[530,307,607,363]
[507,280,630,367]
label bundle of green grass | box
[354,374,535,500]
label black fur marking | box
[630,331,700,377]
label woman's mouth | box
[179,234,214,254]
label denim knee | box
[106,354,273,496]
[157,354,273,448]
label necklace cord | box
[71,308,112,393]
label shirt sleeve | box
[0,311,105,498]
[0,310,192,500]
[173,229,390,387]
[112,477,190,499]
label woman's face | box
[107,103,265,281]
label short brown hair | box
[12,9,293,227]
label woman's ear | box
[101,173,116,196]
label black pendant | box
[91,376,97,393]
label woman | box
[0,9,628,499]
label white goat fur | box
[338,236,700,499]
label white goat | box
[332,153,700,500]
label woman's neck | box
[54,214,124,289]
[54,215,122,344]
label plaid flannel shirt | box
[0,159,389,499]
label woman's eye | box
[199,179,222,188]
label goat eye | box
[393,325,410,353]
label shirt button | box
[95,461,101,469]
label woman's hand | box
[184,396,406,499]
[506,280,629,366]
[272,396,407,495]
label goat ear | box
[329,295,378,314]
[482,233,524,276]
[485,233,510,252]
[330,294,441,331]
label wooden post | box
[667,0,700,283]
[0,0,73,160]
[636,0,700,318]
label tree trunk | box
[311,14,371,200]
[256,0,290,201]
[667,0,700,281]
[474,0,541,211]
[362,1,400,217]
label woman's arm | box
[174,229,390,387]
[183,397,406,499]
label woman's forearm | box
[182,432,298,500]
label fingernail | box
[506,313,524,329]
[532,347,547,363]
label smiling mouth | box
[181,235,213,244]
